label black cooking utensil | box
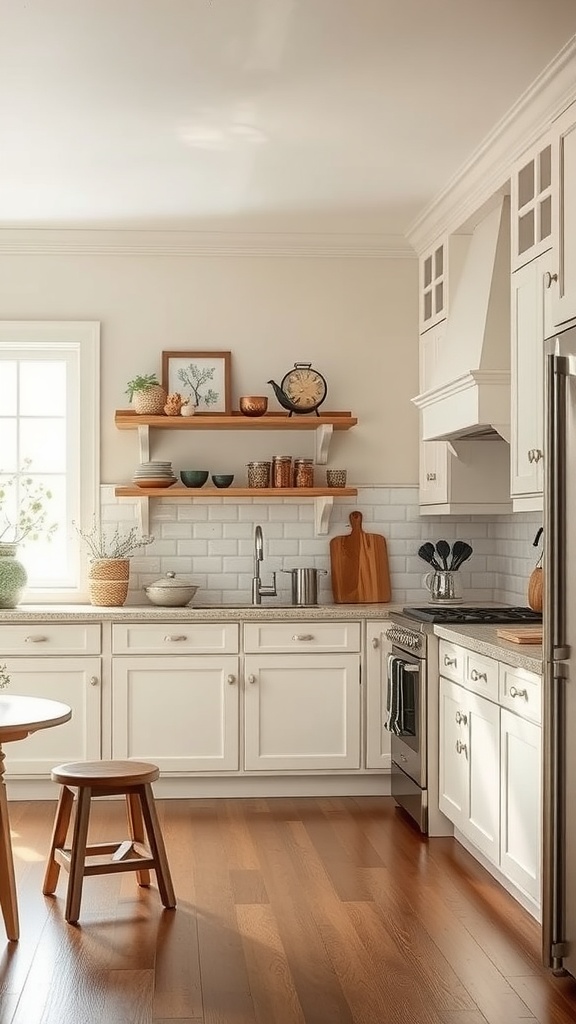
[436,540,451,570]
[450,541,473,570]
[418,542,442,570]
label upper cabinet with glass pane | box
[419,239,446,332]
[511,136,553,271]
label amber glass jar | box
[293,457,314,488]
[272,455,293,488]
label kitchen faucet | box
[252,525,277,605]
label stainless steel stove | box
[401,605,542,625]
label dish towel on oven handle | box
[385,654,416,736]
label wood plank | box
[115,410,357,430]
[115,485,357,498]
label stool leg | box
[126,791,151,887]
[43,784,74,895]
[138,784,176,909]
[65,787,92,925]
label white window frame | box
[0,321,100,603]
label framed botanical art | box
[162,350,232,414]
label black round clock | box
[269,362,328,416]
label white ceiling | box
[1,0,576,237]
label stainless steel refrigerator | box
[543,319,576,976]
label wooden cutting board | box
[330,511,391,603]
[496,626,543,645]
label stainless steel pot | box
[282,567,327,606]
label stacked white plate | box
[133,461,176,488]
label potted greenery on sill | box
[74,520,153,606]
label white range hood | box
[413,197,511,443]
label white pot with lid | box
[144,571,198,607]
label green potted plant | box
[74,519,154,606]
[125,372,167,415]
[0,460,58,608]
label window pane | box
[0,473,17,542]
[19,419,67,472]
[18,476,69,587]
[0,362,17,414]
[20,361,67,415]
[0,420,17,471]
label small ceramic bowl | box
[211,474,234,488]
[180,470,209,488]
[239,396,268,417]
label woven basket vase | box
[88,578,129,607]
[88,558,130,581]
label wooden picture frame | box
[161,350,232,415]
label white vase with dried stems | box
[74,520,153,606]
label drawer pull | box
[509,685,528,699]
[90,676,99,687]
[227,674,236,685]
[247,674,256,684]
[164,635,188,642]
[372,637,379,649]
[444,655,457,667]
[24,635,48,643]
[456,739,468,756]
[470,669,487,683]
[292,634,314,642]
[455,710,468,725]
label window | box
[0,322,100,601]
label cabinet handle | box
[528,449,535,464]
[533,449,543,463]
[456,739,468,756]
[292,634,314,642]
[544,271,558,289]
[509,685,528,699]
[371,637,379,649]
[90,676,99,687]
[455,710,468,725]
[426,472,437,481]
[470,669,487,683]
[164,634,188,642]
[247,674,257,684]
[227,674,236,685]
[24,635,48,643]
[444,655,457,667]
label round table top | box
[0,694,72,742]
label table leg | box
[0,744,18,941]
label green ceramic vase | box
[0,543,27,608]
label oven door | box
[388,646,427,789]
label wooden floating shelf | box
[114,410,357,431]
[115,486,358,498]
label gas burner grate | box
[402,606,543,625]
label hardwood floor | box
[1,795,576,1023]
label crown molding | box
[407,36,576,254]
[0,228,415,259]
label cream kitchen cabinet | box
[111,622,239,772]
[365,620,393,770]
[547,100,576,331]
[510,136,553,271]
[243,621,361,771]
[500,708,541,902]
[0,623,102,777]
[511,250,553,509]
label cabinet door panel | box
[244,654,360,770]
[466,692,500,863]
[2,658,101,775]
[113,656,239,772]
[550,105,576,328]
[500,709,541,901]
[439,678,467,828]
[365,621,392,770]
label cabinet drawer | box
[112,622,239,655]
[0,623,101,655]
[439,640,464,683]
[243,621,361,654]
[499,663,542,724]
[463,651,499,702]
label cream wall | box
[0,250,418,485]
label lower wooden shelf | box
[114,485,358,536]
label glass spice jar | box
[246,461,271,488]
[293,457,314,488]
[271,455,293,488]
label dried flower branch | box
[73,518,154,560]
[0,664,10,689]
[0,459,58,545]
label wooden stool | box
[42,759,176,924]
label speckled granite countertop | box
[0,602,404,623]
[433,624,542,674]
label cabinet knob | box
[247,674,257,684]
[455,710,468,725]
[164,634,188,642]
[89,676,99,687]
[426,472,437,482]
[509,685,528,699]
[470,669,487,683]
[444,655,457,668]
[292,634,314,642]
[456,739,468,756]
[528,449,534,464]
[544,271,558,289]
[24,635,48,643]
[371,637,379,649]
[533,449,543,463]
[227,674,236,685]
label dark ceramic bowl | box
[180,470,209,488]
[211,474,234,488]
